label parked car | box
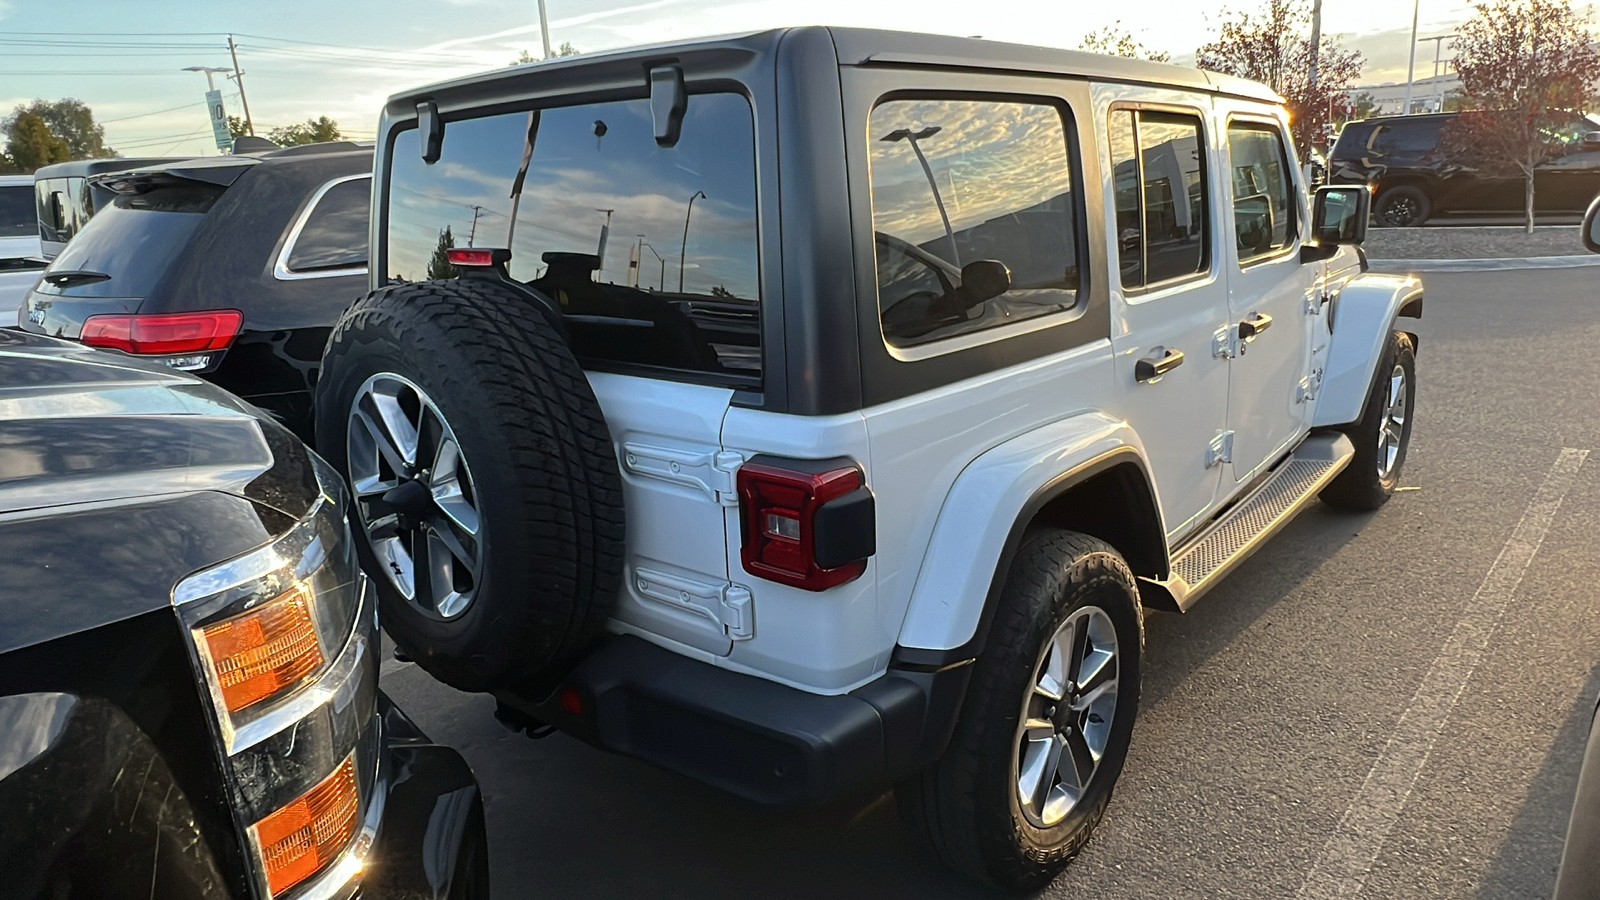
[19,141,372,443]
[0,328,487,899]
[311,27,1422,891]
[1553,194,1600,900]
[32,156,183,260]
[1,173,44,325]
[1330,111,1600,226]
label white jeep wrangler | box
[316,27,1421,890]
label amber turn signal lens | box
[253,755,360,897]
[201,585,324,713]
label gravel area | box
[1362,225,1587,260]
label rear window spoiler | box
[92,158,259,193]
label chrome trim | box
[272,173,370,282]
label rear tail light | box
[445,247,510,267]
[198,584,326,713]
[250,754,361,897]
[81,309,242,355]
[736,457,875,591]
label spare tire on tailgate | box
[315,277,625,692]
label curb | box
[1366,255,1600,273]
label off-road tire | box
[1374,185,1431,227]
[896,530,1144,892]
[1320,330,1416,510]
[315,278,624,692]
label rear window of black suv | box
[385,93,761,383]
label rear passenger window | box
[1373,120,1441,156]
[1227,123,1296,262]
[1112,110,1209,290]
[869,98,1081,349]
[285,177,370,273]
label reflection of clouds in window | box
[386,95,758,299]
[870,100,1073,248]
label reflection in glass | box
[1138,113,1207,284]
[386,93,760,379]
[1228,125,1294,260]
[869,98,1079,347]
[1109,111,1143,288]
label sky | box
[0,0,1593,158]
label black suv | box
[0,328,486,900]
[19,141,372,442]
[1330,111,1600,226]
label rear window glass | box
[0,185,32,238]
[285,177,369,273]
[868,98,1081,349]
[1374,120,1442,155]
[386,93,760,381]
[35,184,221,299]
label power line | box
[101,100,211,123]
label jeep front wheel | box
[315,278,625,692]
[897,530,1143,891]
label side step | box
[1141,432,1355,612]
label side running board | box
[1140,432,1355,612]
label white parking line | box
[1296,447,1589,900]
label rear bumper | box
[494,635,972,806]
[351,696,489,899]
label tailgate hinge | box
[1207,431,1234,468]
[720,583,754,640]
[713,450,744,506]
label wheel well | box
[1026,462,1166,581]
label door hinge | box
[721,583,754,640]
[1212,325,1237,360]
[1296,368,1325,403]
[712,450,744,507]
[1207,431,1234,468]
[622,444,744,507]
[1305,289,1330,315]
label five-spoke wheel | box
[1016,605,1121,828]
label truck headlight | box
[174,453,382,899]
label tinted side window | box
[1114,110,1209,289]
[388,93,759,381]
[869,98,1080,348]
[0,185,31,238]
[1227,123,1296,262]
[1374,120,1441,155]
[285,177,369,273]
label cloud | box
[415,0,691,53]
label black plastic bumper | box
[494,635,972,806]
[359,696,489,899]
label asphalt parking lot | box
[382,265,1600,899]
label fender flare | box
[1313,273,1423,429]
[891,411,1163,668]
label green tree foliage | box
[5,98,114,160]
[5,111,72,172]
[1196,0,1365,159]
[426,226,458,280]
[511,41,580,65]
[267,116,342,147]
[227,115,250,139]
[1440,0,1600,231]
[1079,24,1173,63]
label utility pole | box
[467,205,485,247]
[1308,0,1323,89]
[679,191,705,292]
[1402,0,1421,116]
[227,35,255,136]
[537,0,554,59]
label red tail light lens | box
[446,247,512,267]
[737,459,873,591]
[81,310,243,355]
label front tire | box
[897,530,1144,891]
[1320,331,1416,510]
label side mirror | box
[1311,185,1370,245]
[1582,193,1600,254]
[959,259,1011,306]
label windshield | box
[0,185,33,238]
[36,183,221,298]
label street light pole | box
[537,0,554,59]
[1402,0,1421,116]
[641,241,666,291]
[679,190,705,292]
[225,36,256,136]
[881,126,958,266]
[1308,0,1323,89]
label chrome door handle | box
[1239,313,1273,340]
[1135,348,1185,382]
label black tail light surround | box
[736,455,876,591]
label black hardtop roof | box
[90,141,373,190]
[385,25,1281,110]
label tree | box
[1080,23,1172,63]
[227,116,250,139]
[5,111,72,172]
[511,41,580,65]
[426,226,458,281]
[1196,0,1364,159]
[1349,91,1377,120]
[267,116,341,147]
[5,98,114,159]
[1441,0,1600,231]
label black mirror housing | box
[417,101,444,164]
[959,259,1011,306]
[1583,193,1600,254]
[1311,185,1370,246]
